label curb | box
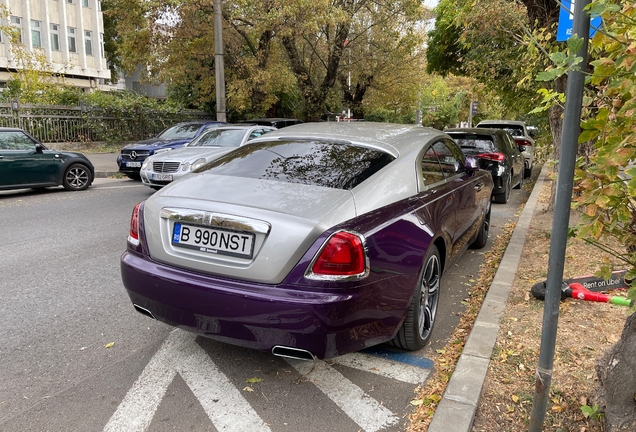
[427,164,548,432]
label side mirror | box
[35,143,44,154]
[464,156,479,172]
[518,145,527,152]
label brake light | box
[309,231,366,278]
[477,152,506,162]
[514,138,532,146]
[129,202,142,243]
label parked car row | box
[1,118,531,363]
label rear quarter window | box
[196,140,396,190]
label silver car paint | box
[141,123,451,284]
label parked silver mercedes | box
[140,125,276,189]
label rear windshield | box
[158,124,203,140]
[196,140,395,190]
[478,124,524,137]
[449,134,496,152]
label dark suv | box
[446,128,524,204]
[117,121,226,179]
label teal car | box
[0,128,94,191]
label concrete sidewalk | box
[428,164,547,432]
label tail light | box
[514,138,532,146]
[306,231,368,280]
[128,202,142,245]
[477,152,506,162]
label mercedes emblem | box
[130,151,138,160]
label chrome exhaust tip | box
[133,304,157,320]
[271,345,316,361]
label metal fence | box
[0,103,213,143]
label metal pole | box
[214,0,227,122]
[528,0,591,430]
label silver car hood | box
[150,147,236,163]
[142,172,357,284]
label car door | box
[0,132,60,187]
[503,133,523,182]
[414,141,457,259]
[433,139,483,259]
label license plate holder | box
[171,222,255,259]
[126,162,142,168]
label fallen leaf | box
[410,399,424,406]
[436,349,446,354]
[246,377,262,383]
[507,405,515,413]
[511,395,519,403]
[105,342,115,349]
[552,405,564,412]
[243,387,254,392]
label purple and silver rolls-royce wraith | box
[120,122,494,360]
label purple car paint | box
[120,123,493,359]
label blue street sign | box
[557,0,602,42]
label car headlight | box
[141,158,151,170]
[154,148,172,155]
[190,158,207,171]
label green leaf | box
[246,377,262,383]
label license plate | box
[172,222,255,259]
[152,173,173,181]
[126,162,142,168]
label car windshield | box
[0,131,37,150]
[189,129,246,147]
[157,124,203,140]
[479,124,524,137]
[196,140,395,190]
[450,135,496,152]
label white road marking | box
[333,352,430,385]
[104,330,271,432]
[286,359,400,432]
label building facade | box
[0,0,111,90]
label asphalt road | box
[0,176,531,431]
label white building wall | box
[0,0,111,91]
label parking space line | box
[286,359,400,432]
[333,352,431,385]
[104,330,271,432]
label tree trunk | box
[596,312,636,431]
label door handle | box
[474,182,484,191]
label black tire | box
[493,175,511,204]
[391,245,441,350]
[514,171,523,189]
[524,164,533,179]
[126,173,141,181]
[470,203,491,249]
[62,163,92,191]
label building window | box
[100,33,104,58]
[10,16,22,43]
[85,30,93,55]
[67,0,74,4]
[68,27,76,52]
[82,0,89,7]
[31,20,42,48]
[50,24,60,50]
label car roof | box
[446,127,506,135]
[477,120,526,126]
[250,122,445,157]
[0,127,29,132]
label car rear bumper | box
[120,251,410,359]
